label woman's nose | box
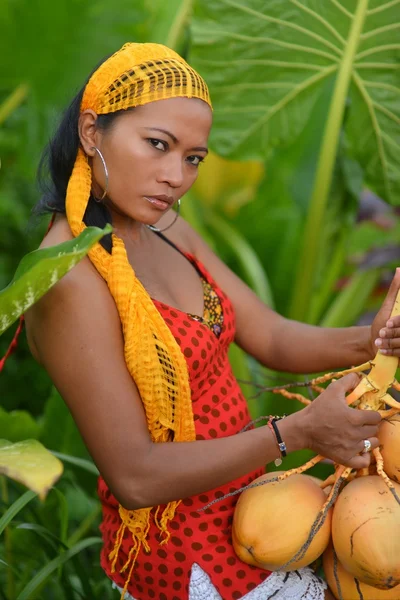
[157,155,184,188]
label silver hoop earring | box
[147,199,181,233]
[91,146,109,202]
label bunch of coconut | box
[232,415,400,599]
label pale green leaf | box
[0,224,111,335]
[0,439,63,501]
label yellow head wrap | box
[65,43,211,596]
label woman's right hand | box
[298,373,381,469]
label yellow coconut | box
[379,414,400,483]
[332,476,400,589]
[233,471,332,571]
[323,542,400,599]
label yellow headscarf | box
[65,43,212,596]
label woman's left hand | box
[371,268,400,357]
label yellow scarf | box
[65,43,212,595]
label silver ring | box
[362,439,372,453]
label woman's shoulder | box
[39,214,105,281]
[25,214,112,361]
[40,213,76,248]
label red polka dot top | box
[98,233,270,599]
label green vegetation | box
[0,1,399,598]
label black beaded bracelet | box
[268,416,287,466]
[271,418,287,457]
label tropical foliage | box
[0,0,399,598]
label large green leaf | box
[0,440,63,500]
[191,0,400,322]
[0,225,111,335]
[191,0,400,205]
[150,0,193,53]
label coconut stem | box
[199,455,325,512]
[374,447,400,506]
[333,547,343,600]
[354,578,364,600]
[279,466,351,570]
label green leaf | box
[40,387,90,459]
[0,490,36,536]
[16,523,69,551]
[191,0,400,323]
[0,0,154,106]
[0,408,40,443]
[150,0,193,53]
[0,440,63,500]
[320,267,381,328]
[16,537,102,600]
[0,84,29,126]
[50,452,99,476]
[0,225,111,335]
[205,210,274,307]
[191,0,400,205]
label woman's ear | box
[78,109,100,157]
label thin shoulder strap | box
[153,231,203,277]
[153,230,187,257]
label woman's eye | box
[148,138,168,151]
[187,155,205,167]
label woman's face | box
[79,97,212,228]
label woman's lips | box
[144,196,171,210]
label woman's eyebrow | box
[145,127,208,153]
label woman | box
[25,42,400,600]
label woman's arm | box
[25,233,379,511]
[177,219,380,373]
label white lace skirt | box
[112,563,327,599]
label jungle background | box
[1,0,399,598]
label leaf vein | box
[194,57,323,71]
[367,0,400,15]
[381,131,400,152]
[372,102,400,127]
[361,22,400,40]
[290,0,346,47]
[229,66,337,150]
[363,80,400,95]
[216,106,266,115]
[353,72,391,200]
[196,28,339,62]
[219,0,343,56]
[356,44,400,60]
[329,0,353,19]
[216,82,295,93]
[354,62,400,70]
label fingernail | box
[379,329,386,337]
[375,338,382,347]
[380,349,388,355]
[387,320,394,328]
